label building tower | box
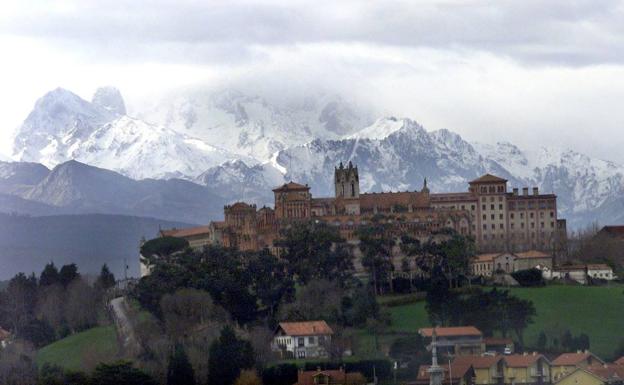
[428,328,444,385]
[334,161,360,215]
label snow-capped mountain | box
[10,86,624,228]
[11,88,244,179]
[139,89,374,162]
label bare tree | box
[65,278,99,332]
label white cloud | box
[1,0,624,162]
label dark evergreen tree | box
[59,264,80,288]
[90,361,157,385]
[537,331,547,351]
[96,264,116,290]
[39,262,60,287]
[167,344,196,385]
[208,326,255,385]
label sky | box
[1,0,624,161]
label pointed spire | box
[422,177,430,194]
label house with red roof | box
[503,352,551,384]
[552,351,605,381]
[293,367,366,385]
[411,362,476,385]
[419,326,484,356]
[272,321,334,359]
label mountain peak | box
[92,86,126,115]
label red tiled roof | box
[278,321,333,336]
[419,326,482,338]
[295,369,366,385]
[452,354,503,369]
[587,364,624,381]
[469,174,508,184]
[586,264,612,271]
[614,356,624,366]
[552,352,604,366]
[484,337,513,346]
[272,181,310,192]
[473,253,501,262]
[161,225,211,238]
[505,353,548,367]
[515,250,551,259]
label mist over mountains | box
[5,86,624,232]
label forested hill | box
[0,213,194,280]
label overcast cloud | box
[1,0,624,161]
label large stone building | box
[159,163,566,263]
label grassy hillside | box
[36,326,119,372]
[364,284,624,359]
[0,213,193,279]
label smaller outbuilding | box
[272,320,334,359]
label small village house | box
[471,251,553,277]
[483,337,514,355]
[272,321,333,359]
[292,368,367,385]
[553,367,609,385]
[503,353,551,385]
[551,351,605,381]
[412,362,476,385]
[586,264,616,280]
[418,327,485,356]
[452,354,506,385]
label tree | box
[208,326,255,385]
[277,222,354,285]
[39,263,60,287]
[90,361,157,385]
[140,236,190,268]
[167,344,196,385]
[440,233,476,288]
[234,370,263,385]
[59,264,79,288]
[279,280,344,324]
[357,224,395,295]
[96,264,116,290]
[246,249,294,319]
[537,331,547,352]
[160,289,228,338]
[64,279,98,332]
[342,283,380,327]
[425,266,456,326]
[0,273,38,336]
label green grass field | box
[37,325,120,371]
[372,284,624,359]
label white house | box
[272,320,334,359]
[586,264,616,281]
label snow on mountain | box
[139,89,374,162]
[12,87,246,179]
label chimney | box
[523,352,528,356]
[513,188,518,196]
[533,352,537,356]
[533,187,538,196]
[523,187,529,196]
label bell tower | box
[334,161,360,199]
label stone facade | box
[160,163,566,260]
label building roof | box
[415,363,474,384]
[226,202,255,210]
[473,253,503,262]
[419,326,482,338]
[272,181,310,192]
[469,174,508,184]
[614,356,624,366]
[598,225,624,238]
[452,354,503,369]
[505,353,548,367]
[515,250,551,259]
[586,364,624,382]
[278,321,333,336]
[295,369,366,385]
[484,337,513,346]
[586,264,612,271]
[555,368,608,383]
[552,351,604,366]
[160,225,211,238]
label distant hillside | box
[0,213,193,280]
